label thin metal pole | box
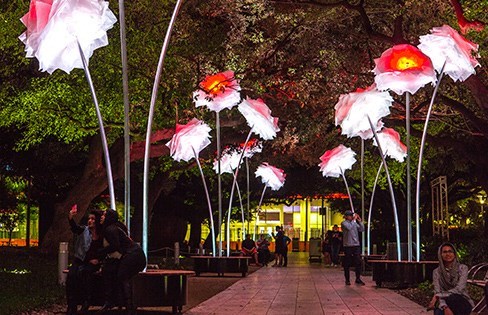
[235,181,245,241]
[216,111,222,257]
[367,116,401,261]
[246,157,250,235]
[406,92,412,261]
[367,160,384,255]
[192,147,216,256]
[340,168,355,213]
[118,0,131,232]
[361,138,365,254]
[77,42,116,211]
[415,63,445,261]
[142,0,184,256]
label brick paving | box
[186,252,429,315]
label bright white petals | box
[238,97,280,140]
[193,71,241,112]
[166,118,212,162]
[213,147,242,174]
[255,163,286,191]
[241,139,263,159]
[318,145,357,178]
[373,44,436,95]
[19,0,117,74]
[418,25,480,82]
[334,86,392,139]
[373,127,407,162]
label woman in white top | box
[428,242,473,315]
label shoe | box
[345,280,351,285]
[355,279,365,285]
[97,302,114,313]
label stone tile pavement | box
[186,253,429,315]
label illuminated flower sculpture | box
[242,139,263,159]
[255,163,286,191]
[373,44,436,95]
[373,128,407,162]
[19,0,117,74]
[193,71,241,112]
[334,85,393,139]
[418,25,480,82]
[238,97,280,140]
[318,145,356,178]
[213,147,242,174]
[166,119,212,162]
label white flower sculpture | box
[319,145,357,178]
[334,85,393,139]
[373,127,407,162]
[418,24,481,82]
[19,0,117,74]
[242,139,263,159]
[193,70,241,112]
[238,97,280,140]
[373,44,437,95]
[255,163,286,191]
[166,118,212,162]
[213,147,242,174]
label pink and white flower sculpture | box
[193,71,241,112]
[19,0,117,74]
[166,118,212,162]
[373,44,436,95]
[334,85,393,139]
[213,147,242,174]
[238,97,280,140]
[373,127,407,162]
[255,163,286,191]
[318,145,357,178]
[418,24,480,82]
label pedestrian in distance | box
[341,210,365,286]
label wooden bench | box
[192,256,252,277]
[64,269,194,314]
[368,259,438,288]
[467,263,488,314]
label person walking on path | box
[341,210,365,285]
[330,224,342,267]
[428,242,473,315]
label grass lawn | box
[0,247,64,315]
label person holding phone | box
[341,210,365,286]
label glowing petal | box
[418,25,480,82]
[373,44,436,95]
[255,163,286,191]
[166,118,212,162]
[373,127,407,162]
[19,0,117,74]
[213,147,242,174]
[193,70,241,112]
[318,145,356,178]
[238,97,280,140]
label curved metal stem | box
[246,158,251,238]
[225,129,253,256]
[216,111,222,257]
[406,92,412,261]
[367,160,384,255]
[142,0,184,256]
[367,116,401,261]
[77,41,116,211]
[415,63,446,261]
[118,0,131,232]
[339,168,355,213]
[361,138,365,254]
[235,180,245,241]
[192,148,216,256]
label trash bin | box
[309,238,322,263]
[292,238,300,252]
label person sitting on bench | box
[241,234,260,266]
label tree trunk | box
[189,218,203,248]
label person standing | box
[428,242,473,315]
[272,226,284,267]
[282,233,291,267]
[341,210,365,285]
[329,224,342,267]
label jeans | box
[343,246,362,281]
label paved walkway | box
[186,253,429,315]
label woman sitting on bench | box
[428,242,474,315]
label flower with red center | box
[19,0,117,74]
[318,145,356,178]
[418,25,480,82]
[193,70,241,112]
[334,85,392,140]
[241,139,263,159]
[255,163,286,191]
[373,44,436,95]
[373,127,407,162]
[166,118,212,162]
[238,97,280,140]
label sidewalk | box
[186,252,429,315]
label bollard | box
[58,242,69,285]
[174,242,180,266]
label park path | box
[185,252,429,315]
